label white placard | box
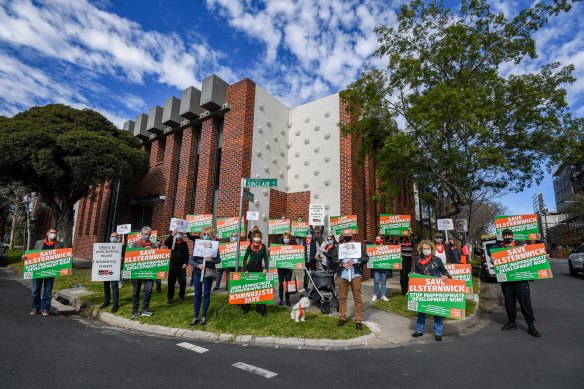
[116,224,131,235]
[193,239,219,258]
[309,204,325,225]
[91,243,122,281]
[338,242,362,260]
[170,218,189,233]
[246,211,259,221]
[437,219,454,231]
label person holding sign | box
[303,229,320,289]
[335,229,369,330]
[242,230,269,316]
[99,232,124,313]
[277,231,294,306]
[164,231,189,305]
[189,227,220,327]
[371,235,390,302]
[411,240,452,341]
[498,229,540,337]
[214,232,238,292]
[399,234,416,295]
[27,228,64,316]
[128,226,156,319]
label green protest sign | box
[269,244,305,269]
[494,214,540,241]
[228,272,276,305]
[379,214,411,236]
[330,215,358,234]
[217,242,249,269]
[122,248,171,279]
[23,248,73,280]
[490,243,553,282]
[445,264,473,295]
[291,220,309,237]
[269,219,290,235]
[216,217,243,239]
[407,274,466,319]
[366,245,402,270]
[186,214,213,233]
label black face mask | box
[343,236,352,242]
[503,237,513,244]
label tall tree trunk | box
[56,199,74,248]
[8,194,18,250]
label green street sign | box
[244,178,277,188]
[243,190,255,202]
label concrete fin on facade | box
[134,113,149,140]
[200,74,228,111]
[162,96,182,127]
[179,86,202,120]
[123,120,135,133]
[147,106,164,134]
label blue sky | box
[1,0,582,215]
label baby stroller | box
[304,268,339,314]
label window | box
[132,205,153,229]
[211,118,224,217]
[157,138,166,164]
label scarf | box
[325,244,334,252]
[419,255,432,266]
[138,239,153,248]
[43,238,57,247]
[435,244,444,254]
[251,243,263,252]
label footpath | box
[7,259,485,349]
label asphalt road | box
[1,259,582,389]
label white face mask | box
[110,237,118,243]
[423,249,432,257]
[253,237,261,243]
[231,236,238,242]
[48,233,57,240]
[283,238,290,244]
[327,239,334,244]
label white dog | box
[290,297,311,322]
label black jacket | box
[321,243,339,272]
[164,236,190,266]
[446,244,461,264]
[414,256,450,277]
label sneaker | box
[99,302,110,310]
[528,325,541,337]
[130,312,139,320]
[371,295,377,302]
[111,305,119,313]
[30,309,40,315]
[213,287,219,291]
[190,317,199,326]
[41,310,50,316]
[435,335,442,342]
[381,296,389,302]
[167,299,173,305]
[141,310,154,317]
[501,322,517,331]
[411,332,423,338]
[337,319,346,327]
[278,301,284,306]
[201,317,207,326]
[118,283,123,288]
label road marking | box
[232,362,278,379]
[176,342,209,354]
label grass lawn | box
[373,277,480,320]
[6,254,369,339]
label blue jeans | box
[416,313,443,336]
[193,276,212,319]
[32,277,55,311]
[372,271,387,297]
[215,270,224,289]
[132,280,153,313]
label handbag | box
[283,271,300,294]
[204,268,218,281]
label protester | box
[314,225,324,245]
[399,233,416,295]
[433,234,448,265]
[411,239,452,341]
[242,230,269,316]
[447,238,461,264]
[499,229,541,337]
[321,234,338,272]
[164,231,189,304]
[303,228,320,289]
[277,231,293,306]
[27,228,64,316]
[186,230,201,287]
[335,228,369,330]
[214,232,238,292]
[247,225,260,242]
[99,231,124,313]
[189,227,220,326]
[371,235,389,302]
[128,226,156,319]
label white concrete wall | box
[249,88,341,238]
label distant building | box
[553,163,584,250]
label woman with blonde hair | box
[411,239,451,341]
[189,226,220,326]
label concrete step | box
[55,287,93,310]
[50,298,76,314]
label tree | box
[341,0,577,218]
[0,104,149,247]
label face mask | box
[435,238,443,244]
[327,239,334,244]
[48,233,57,240]
[253,237,261,243]
[307,234,313,239]
[142,234,150,241]
[176,234,183,240]
[110,237,118,243]
[423,249,432,257]
[503,237,513,244]
[283,238,290,244]
[202,235,211,240]
[231,236,238,242]
[376,239,383,245]
[343,236,352,242]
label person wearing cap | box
[499,228,541,337]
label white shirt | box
[434,244,447,265]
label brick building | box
[66,74,415,260]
